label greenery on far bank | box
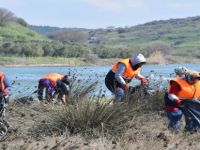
[31,16,200,61]
[0,55,199,66]
[1,7,200,64]
[0,56,86,66]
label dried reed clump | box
[147,51,167,65]
[30,84,165,140]
[30,99,141,139]
[64,73,101,102]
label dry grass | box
[30,99,141,139]
[147,51,167,65]
[1,85,200,149]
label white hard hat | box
[130,53,146,66]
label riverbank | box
[0,56,118,67]
[0,54,199,67]
[1,98,200,150]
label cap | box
[130,53,146,66]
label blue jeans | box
[167,110,183,130]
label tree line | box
[0,7,173,59]
[0,8,28,26]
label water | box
[0,64,199,99]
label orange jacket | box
[42,73,64,87]
[112,58,141,81]
[168,78,200,99]
[0,72,7,96]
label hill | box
[29,25,61,34]
[1,7,200,63]
[0,22,49,41]
[31,16,200,63]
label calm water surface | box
[0,64,199,99]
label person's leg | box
[57,93,66,104]
[167,110,183,130]
[105,71,115,93]
[105,70,125,103]
[2,108,11,129]
[45,88,54,102]
[114,87,125,103]
[38,80,45,101]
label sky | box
[1,0,200,29]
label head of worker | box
[185,73,200,85]
[56,79,70,95]
[130,53,146,70]
[130,54,148,86]
[174,66,188,77]
[62,75,70,85]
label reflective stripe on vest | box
[169,78,200,99]
[0,72,6,95]
[112,58,141,80]
[42,73,64,86]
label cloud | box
[81,0,143,12]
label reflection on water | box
[0,64,199,99]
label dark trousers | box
[38,79,54,101]
[105,70,125,102]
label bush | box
[30,78,165,139]
[17,18,28,27]
[144,41,172,57]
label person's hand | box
[174,99,183,105]
[123,83,129,90]
[140,78,148,86]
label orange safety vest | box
[112,58,141,81]
[42,73,64,87]
[168,78,200,99]
[0,72,7,95]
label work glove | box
[140,78,148,86]
[123,83,129,90]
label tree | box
[17,18,28,27]
[0,8,16,23]
[47,29,88,43]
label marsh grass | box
[30,78,165,140]
[30,99,142,139]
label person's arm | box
[168,81,182,104]
[135,72,145,80]
[114,63,130,90]
[115,63,126,85]
[3,76,11,89]
[135,73,148,86]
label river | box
[0,64,199,99]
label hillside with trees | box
[0,8,94,57]
[30,16,200,63]
[1,7,200,63]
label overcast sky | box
[1,0,200,28]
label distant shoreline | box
[0,56,199,67]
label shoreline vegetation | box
[1,9,200,67]
[0,53,199,67]
[1,88,200,149]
